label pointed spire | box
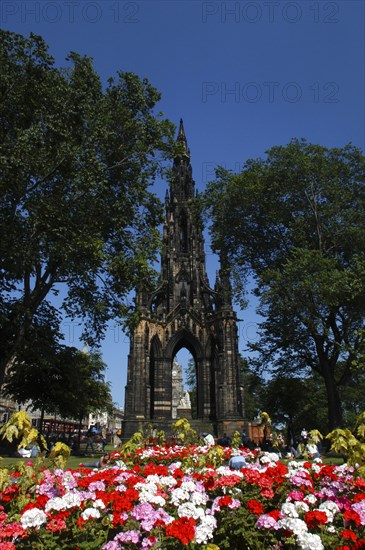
[177,118,186,141]
[170,118,194,200]
[176,118,189,157]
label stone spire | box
[171,119,194,201]
[176,118,189,157]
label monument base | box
[216,419,245,438]
[177,408,192,419]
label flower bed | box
[0,445,364,549]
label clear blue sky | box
[2,1,364,407]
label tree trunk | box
[322,363,343,430]
[77,414,83,453]
[39,407,45,435]
[0,352,17,390]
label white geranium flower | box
[45,497,66,512]
[260,452,280,465]
[195,514,217,544]
[21,508,47,529]
[170,487,190,504]
[191,490,208,506]
[93,499,106,509]
[81,507,101,520]
[297,532,324,550]
[177,502,205,520]
[115,459,127,468]
[281,502,299,518]
[62,491,82,508]
[319,501,339,515]
[180,480,197,492]
[136,482,166,507]
[146,475,160,484]
[159,475,177,488]
[295,501,309,513]
[278,517,308,536]
[304,494,317,505]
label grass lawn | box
[0,445,117,470]
[0,450,345,470]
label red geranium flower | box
[143,463,169,477]
[165,516,196,545]
[354,478,365,490]
[218,496,233,507]
[257,475,273,489]
[246,499,264,515]
[109,487,139,513]
[46,517,67,532]
[319,465,337,481]
[344,510,361,526]
[341,530,358,542]
[243,469,261,484]
[0,522,24,539]
[21,502,39,514]
[173,468,185,478]
[0,486,20,502]
[76,517,86,529]
[215,474,241,489]
[304,510,328,528]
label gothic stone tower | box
[123,121,244,438]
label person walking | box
[85,427,95,454]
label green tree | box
[204,139,365,430]
[239,356,265,421]
[0,30,175,387]
[57,348,113,428]
[2,303,65,428]
[3,315,113,433]
[261,375,328,441]
[340,366,365,427]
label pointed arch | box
[165,328,203,363]
[165,329,204,417]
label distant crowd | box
[201,427,322,460]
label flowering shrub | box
[0,444,364,549]
[172,419,198,445]
[327,412,365,477]
[0,411,46,451]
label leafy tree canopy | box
[0,30,175,385]
[2,307,112,422]
[204,139,365,429]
